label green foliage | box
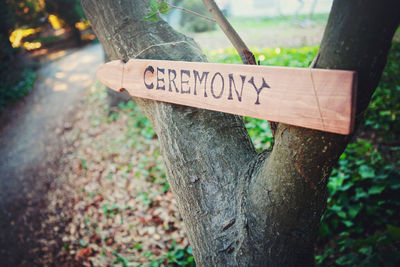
[208,46,318,66]
[44,0,84,26]
[116,101,169,192]
[140,241,195,267]
[228,14,330,30]
[160,242,195,266]
[143,0,170,22]
[317,139,400,266]
[179,0,215,33]
[0,64,37,111]
[118,100,156,141]
[113,250,130,267]
[364,42,400,141]
[102,203,123,218]
[0,0,85,111]
[244,117,274,151]
[4,0,45,29]
[316,41,400,266]
[44,0,85,44]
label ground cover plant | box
[0,54,37,112]
[316,41,400,266]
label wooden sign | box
[97,59,357,135]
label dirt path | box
[0,43,103,265]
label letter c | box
[144,65,154,89]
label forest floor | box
[0,19,326,266]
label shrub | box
[0,58,37,112]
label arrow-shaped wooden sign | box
[97,59,357,135]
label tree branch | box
[201,0,249,64]
[166,3,216,22]
[201,0,279,137]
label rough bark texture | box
[81,0,399,265]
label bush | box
[364,42,400,142]
[0,58,37,112]
[316,41,400,266]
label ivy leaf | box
[149,15,159,22]
[348,203,362,219]
[335,254,359,266]
[358,246,372,255]
[142,11,158,22]
[149,0,158,11]
[342,220,354,227]
[158,2,170,14]
[368,185,385,194]
[359,165,375,178]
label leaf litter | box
[37,82,188,266]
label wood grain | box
[97,59,357,135]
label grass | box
[228,13,330,29]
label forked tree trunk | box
[81,0,399,265]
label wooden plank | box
[97,59,357,135]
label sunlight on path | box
[0,43,103,263]
[0,43,103,204]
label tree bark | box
[81,0,399,265]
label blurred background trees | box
[44,0,85,45]
[179,0,216,32]
[0,1,14,62]
[0,0,88,111]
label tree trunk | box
[81,0,399,265]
